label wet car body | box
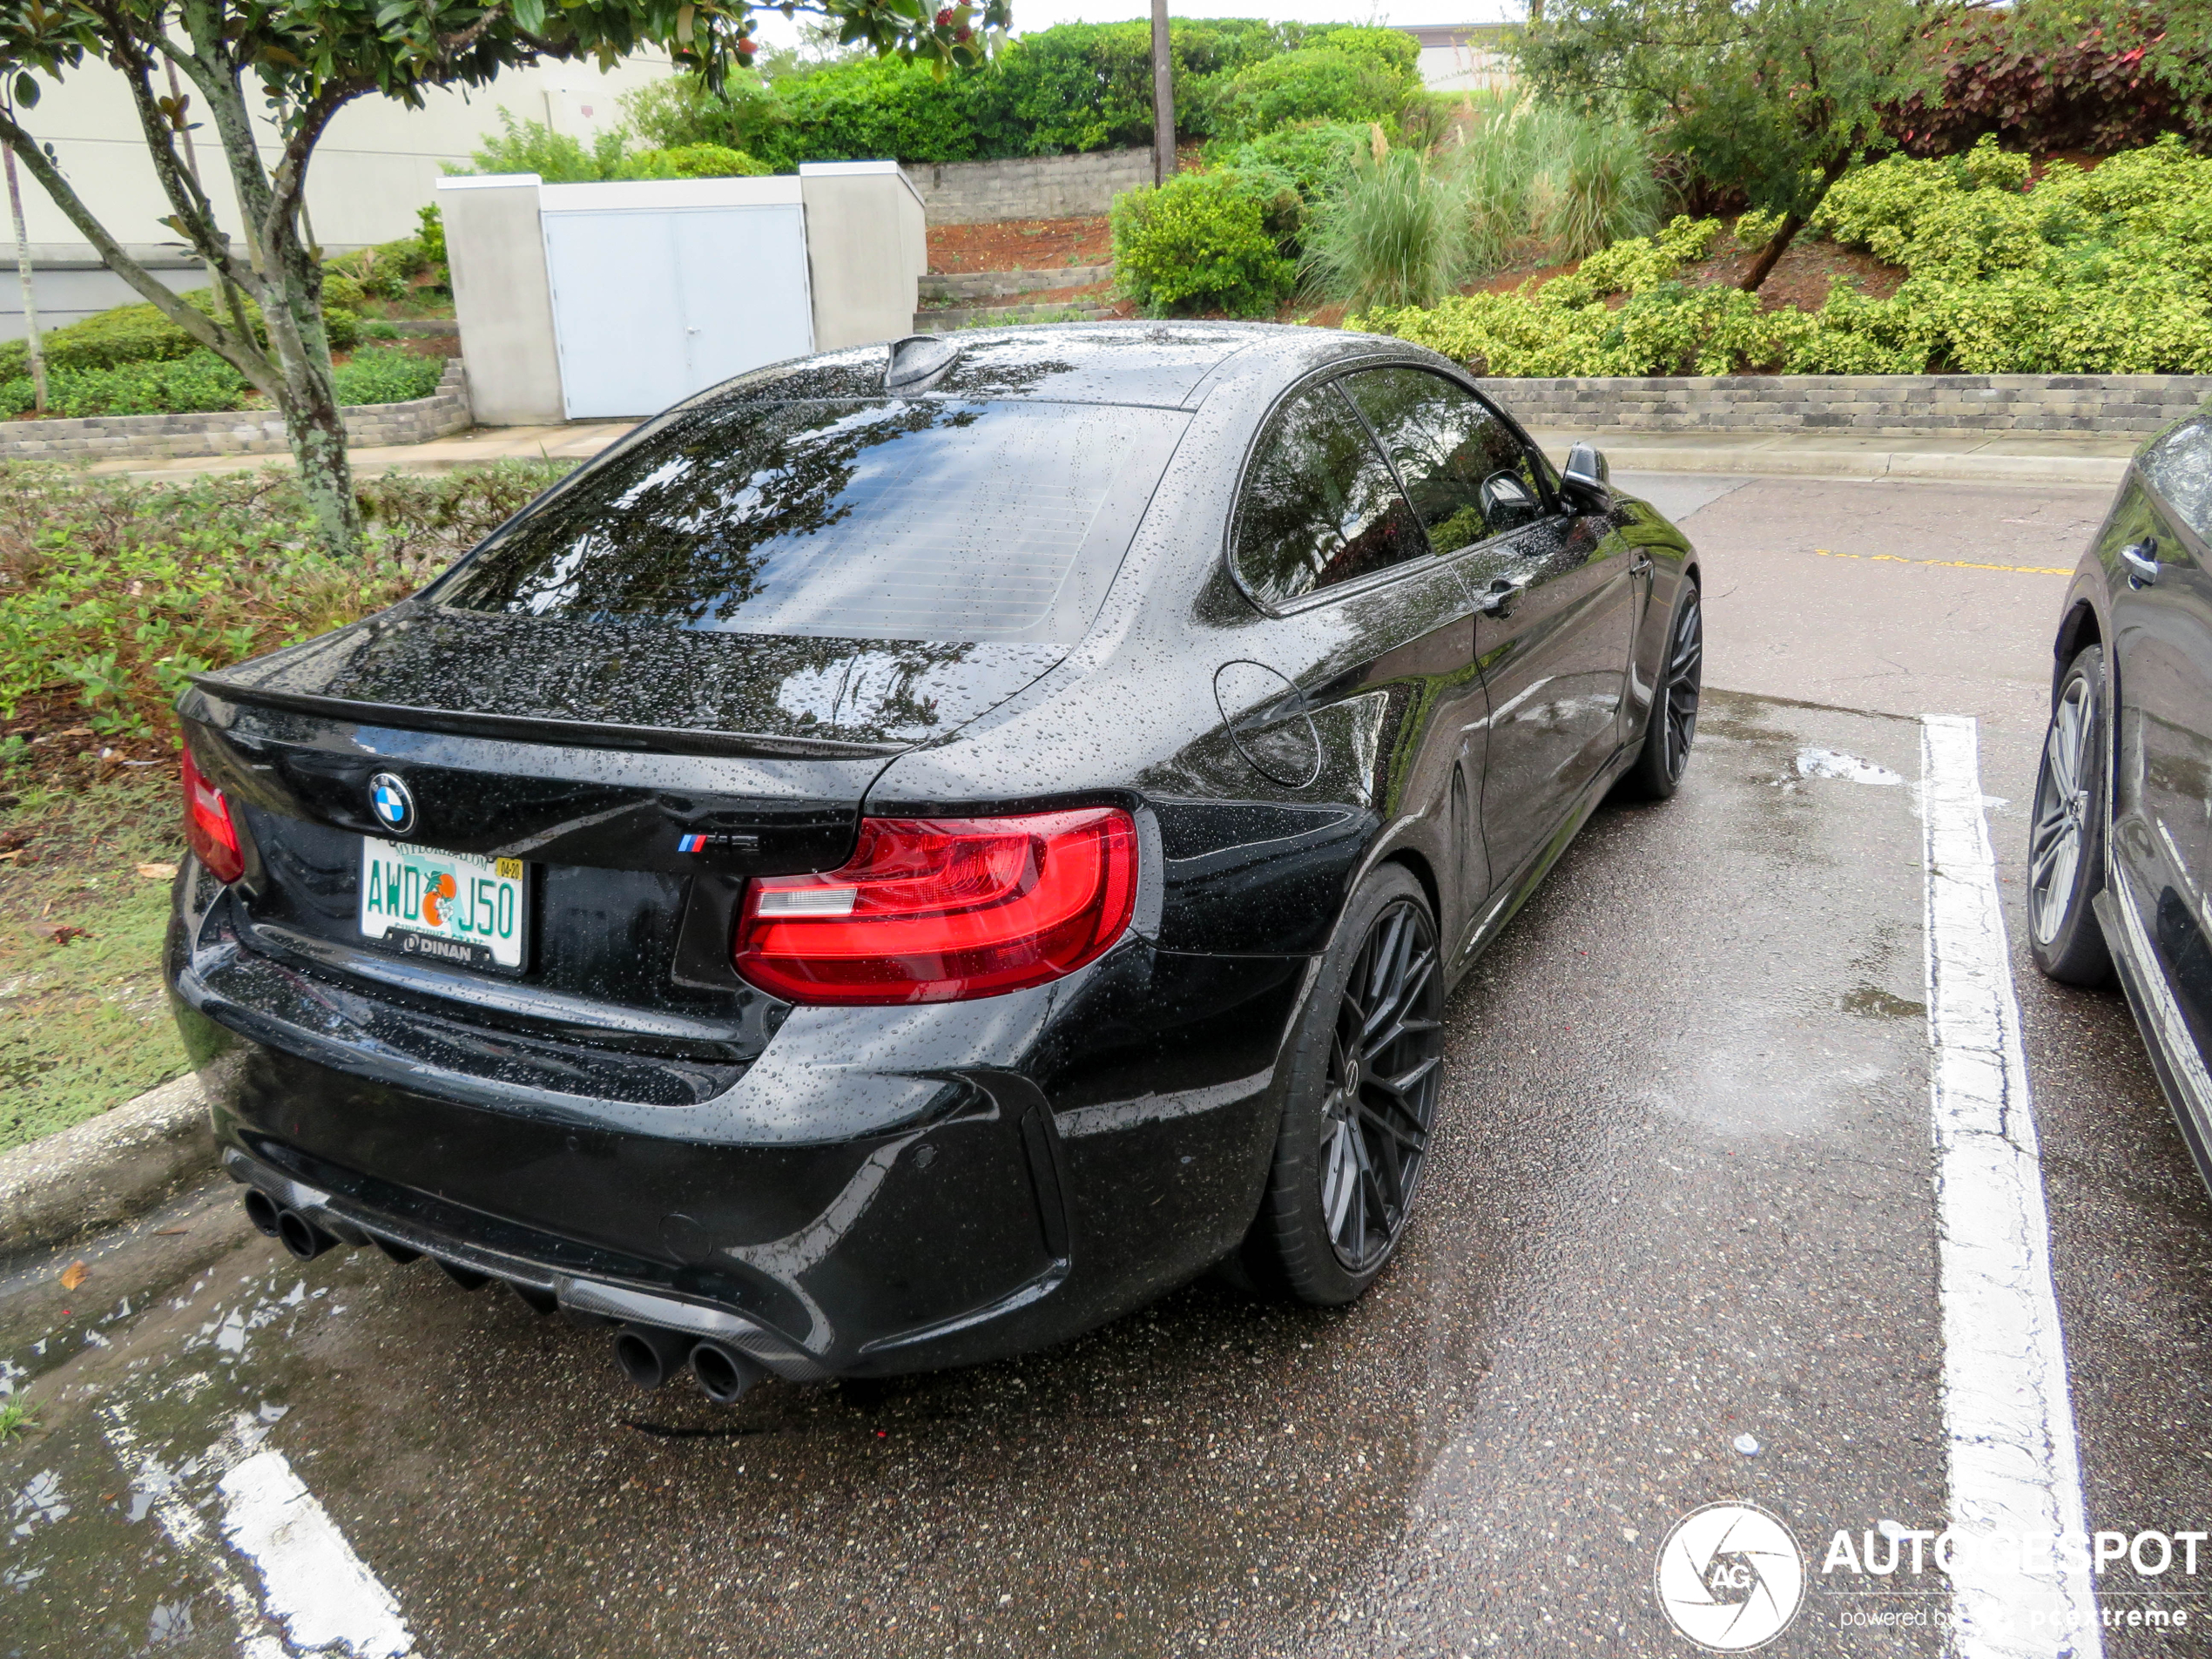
[2038,411,2212,1190]
[167,322,1700,1383]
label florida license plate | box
[359,840,529,972]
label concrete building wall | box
[906,147,1156,225]
[799,162,927,351]
[0,51,675,341]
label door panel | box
[1334,366,1633,894]
[2112,415,2212,1049]
[1228,381,1490,936]
[543,205,813,419]
[1465,509,1635,889]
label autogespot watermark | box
[1655,1503,2209,1650]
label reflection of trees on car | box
[445,401,974,629]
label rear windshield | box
[429,399,1187,644]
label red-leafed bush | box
[1888,10,2209,156]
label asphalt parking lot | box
[7,474,2209,1659]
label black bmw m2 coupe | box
[168,323,1703,1401]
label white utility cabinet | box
[540,178,813,420]
[441,164,926,425]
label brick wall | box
[0,360,473,462]
[906,148,1156,224]
[1472,372,2212,437]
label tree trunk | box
[178,19,362,556]
[3,145,47,411]
[1150,0,1175,187]
[1738,153,1851,294]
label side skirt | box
[2094,874,2212,1197]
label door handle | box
[1629,553,1653,577]
[2121,538,2160,588]
[1474,575,1528,617]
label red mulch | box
[929,216,1112,274]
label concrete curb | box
[0,1074,214,1259]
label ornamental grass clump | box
[1303,137,1473,311]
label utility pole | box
[3,137,46,413]
[1150,0,1175,186]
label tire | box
[2029,643,2115,988]
[1621,580,1703,801]
[1246,864,1445,1305]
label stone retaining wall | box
[0,358,472,462]
[921,264,1114,302]
[906,148,1154,224]
[1471,372,2212,437]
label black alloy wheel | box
[1248,865,1445,1304]
[2029,643,2114,986]
[1626,584,1703,799]
[1318,897,1445,1271]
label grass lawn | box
[0,769,189,1150]
[0,457,570,1153]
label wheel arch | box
[2054,599,2101,701]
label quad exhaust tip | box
[238,1190,773,1405]
[690,1339,765,1406]
[612,1324,693,1391]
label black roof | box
[697,321,1421,412]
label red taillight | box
[733,808,1138,1005]
[181,746,245,885]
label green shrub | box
[320,271,368,313]
[1204,120,1365,203]
[1113,171,1297,318]
[0,287,359,384]
[333,347,446,407]
[359,319,402,341]
[0,351,248,420]
[0,461,570,739]
[1353,138,2212,377]
[1303,145,1471,310]
[620,143,772,178]
[1204,47,1417,145]
[458,109,629,181]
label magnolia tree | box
[1516,0,1951,293]
[0,0,1003,555]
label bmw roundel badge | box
[368,772,416,837]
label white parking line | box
[219,1449,415,1658]
[102,1403,415,1658]
[1921,713,2103,1659]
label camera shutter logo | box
[368,773,415,838]
[1654,1501,1805,1651]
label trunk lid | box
[181,613,1060,1028]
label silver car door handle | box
[1474,575,1529,617]
[2121,539,2160,587]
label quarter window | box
[1232,383,1426,607]
[1341,367,1542,554]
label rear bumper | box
[169,871,1309,1377]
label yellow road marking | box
[1808,547,2074,577]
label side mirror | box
[1479,470,1541,533]
[1561,442,1611,509]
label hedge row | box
[624,20,1423,166]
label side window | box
[1232,382,1428,607]
[1342,367,1543,555]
